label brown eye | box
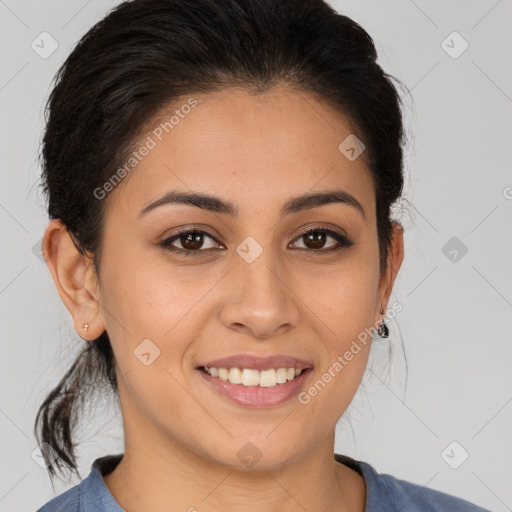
[179,232,206,251]
[303,230,327,249]
[160,229,223,256]
[290,228,353,253]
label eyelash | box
[159,226,354,257]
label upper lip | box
[198,354,313,371]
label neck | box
[103,425,365,512]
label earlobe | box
[42,219,105,341]
[376,221,405,322]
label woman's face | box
[91,86,403,468]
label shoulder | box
[374,470,492,511]
[334,453,491,512]
[36,454,124,512]
[36,483,82,512]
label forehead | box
[106,86,375,221]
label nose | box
[218,248,301,339]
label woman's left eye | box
[159,227,353,256]
[289,228,354,253]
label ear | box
[375,221,404,323]
[42,219,106,341]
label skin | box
[43,85,404,512]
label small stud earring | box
[377,307,389,338]
[82,323,89,332]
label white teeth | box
[259,369,276,387]
[203,366,307,387]
[242,368,260,386]
[228,367,242,384]
[218,368,229,381]
[276,367,287,384]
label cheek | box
[99,244,224,375]
[102,236,183,325]
[294,265,375,422]
[294,251,380,338]
[290,248,378,402]
[305,271,375,375]
[98,255,204,417]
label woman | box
[34,0,490,510]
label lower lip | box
[197,368,313,408]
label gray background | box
[0,0,511,510]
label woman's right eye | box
[159,229,223,256]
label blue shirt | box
[36,452,491,511]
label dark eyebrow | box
[282,190,365,220]
[138,189,365,220]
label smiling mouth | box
[197,366,312,388]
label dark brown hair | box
[35,0,409,485]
